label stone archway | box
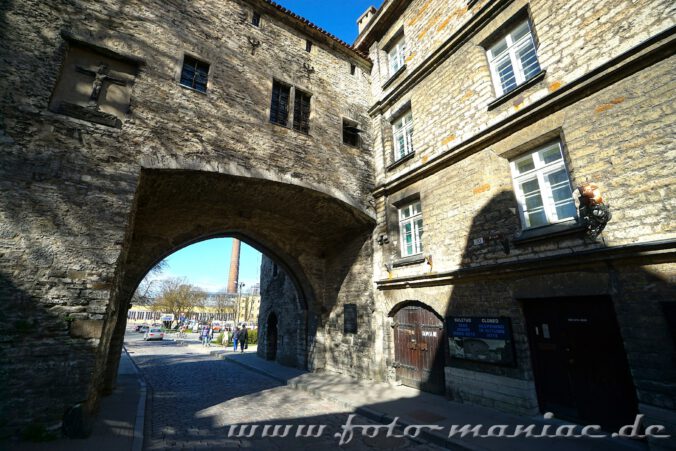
[86,168,376,416]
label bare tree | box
[131,259,168,307]
[212,291,235,320]
[151,277,206,321]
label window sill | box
[486,70,546,111]
[392,254,426,267]
[179,83,208,95]
[386,151,415,171]
[382,64,407,90]
[269,120,310,136]
[513,219,584,244]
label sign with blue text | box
[447,316,515,365]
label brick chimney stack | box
[227,238,241,294]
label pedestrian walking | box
[200,323,211,347]
[222,329,229,348]
[233,326,240,352]
[239,324,248,353]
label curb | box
[219,354,475,451]
[122,346,146,451]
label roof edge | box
[354,0,413,51]
[249,0,371,64]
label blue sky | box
[274,0,383,43]
[152,238,262,294]
[142,2,382,293]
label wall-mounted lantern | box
[578,183,612,240]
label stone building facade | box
[0,0,376,436]
[0,0,675,446]
[354,0,675,446]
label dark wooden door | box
[393,305,445,394]
[524,297,638,431]
[266,313,278,361]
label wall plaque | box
[447,316,515,365]
[49,37,140,127]
[344,303,357,334]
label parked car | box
[144,327,164,341]
[136,324,149,333]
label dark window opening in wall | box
[180,55,209,93]
[342,118,361,147]
[293,89,311,133]
[305,40,313,52]
[662,302,676,350]
[272,263,278,277]
[252,12,261,27]
[270,80,290,126]
[344,304,358,334]
[350,63,356,75]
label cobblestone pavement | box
[126,336,444,451]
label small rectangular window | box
[388,37,406,76]
[350,64,356,75]
[293,89,311,133]
[392,110,414,161]
[252,12,261,27]
[342,118,361,147]
[270,81,290,126]
[486,20,541,97]
[510,141,576,229]
[180,55,209,93]
[305,40,313,52]
[399,200,424,257]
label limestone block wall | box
[362,0,675,179]
[369,28,675,423]
[0,0,375,434]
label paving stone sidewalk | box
[219,351,653,451]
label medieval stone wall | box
[0,0,375,434]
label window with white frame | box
[510,141,577,229]
[398,200,424,257]
[392,110,413,161]
[388,37,406,77]
[486,19,541,97]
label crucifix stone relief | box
[49,40,139,128]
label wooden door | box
[524,297,638,431]
[393,305,445,394]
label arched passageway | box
[87,168,376,414]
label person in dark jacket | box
[239,325,248,353]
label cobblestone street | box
[125,336,443,450]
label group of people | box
[198,323,249,352]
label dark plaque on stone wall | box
[344,303,357,334]
[447,316,515,365]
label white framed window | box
[486,20,541,97]
[392,110,413,161]
[388,37,406,76]
[510,141,577,230]
[399,200,424,257]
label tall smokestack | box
[227,238,241,294]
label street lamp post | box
[236,282,245,325]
